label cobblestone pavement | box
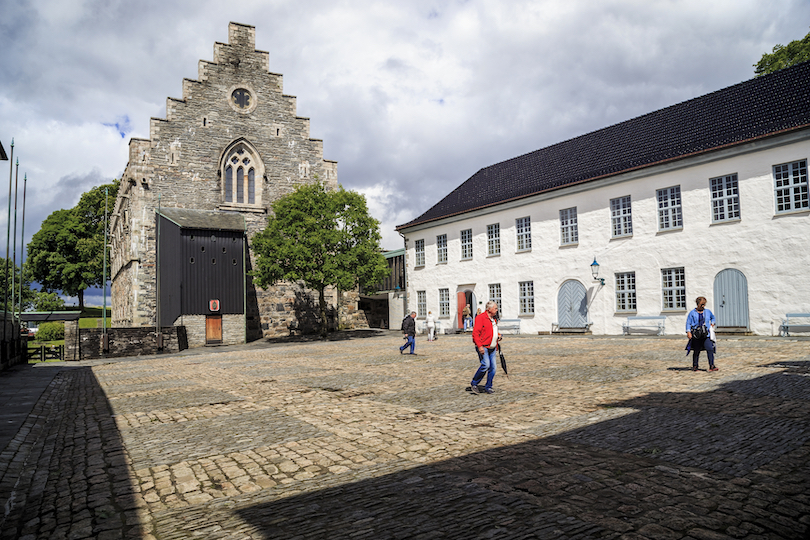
[2,333,810,539]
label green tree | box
[251,183,389,338]
[0,257,35,311]
[33,291,65,311]
[755,28,810,76]
[27,180,119,309]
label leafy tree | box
[252,183,389,338]
[0,257,35,311]
[755,28,810,76]
[27,180,118,309]
[33,291,65,311]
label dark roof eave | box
[396,123,810,231]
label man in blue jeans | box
[400,312,417,355]
[470,301,502,394]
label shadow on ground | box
[0,366,145,539]
[171,368,807,539]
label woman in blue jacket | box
[685,296,717,371]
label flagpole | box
[3,140,12,352]
[11,160,19,325]
[18,175,27,324]
[102,187,108,339]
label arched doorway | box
[713,269,749,330]
[557,280,588,329]
[456,289,477,330]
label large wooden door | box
[206,315,222,344]
[557,280,588,328]
[714,269,749,330]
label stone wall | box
[68,326,188,361]
[181,314,245,348]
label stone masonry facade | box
[110,22,368,344]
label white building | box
[396,62,810,336]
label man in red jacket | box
[469,301,501,394]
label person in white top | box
[425,311,436,341]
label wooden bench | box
[622,316,667,336]
[779,313,810,336]
[551,322,593,334]
[498,319,520,334]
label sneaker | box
[709,366,719,372]
[470,384,479,394]
[400,348,404,355]
[485,388,494,394]
[691,367,698,371]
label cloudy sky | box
[1,0,808,305]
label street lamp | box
[590,257,605,286]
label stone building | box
[110,22,365,347]
[397,61,810,336]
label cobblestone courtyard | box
[1,333,809,539]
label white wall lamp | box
[590,257,605,286]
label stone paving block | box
[122,408,330,470]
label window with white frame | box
[559,207,578,245]
[661,267,686,310]
[417,290,426,318]
[487,224,500,255]
[414,239,425,267]
[711,173,740,222]
[773,159,808,213]
[615,272,636,312]
[516,217,532,251]
[519,281,534,315]
[657,186,683,230]
[461,229,473,259]
[610,196,633,237]
[439,288,450,317]
[437,234,447,263]
[489,283,502,313]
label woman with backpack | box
[686,296,717,372]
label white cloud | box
[1,0,809,255]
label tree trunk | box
[78,289,85,310]
[318,286,328,338]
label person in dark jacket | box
[400,312,417,355]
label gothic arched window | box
[221,141,263,207]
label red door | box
[457,292,466,329]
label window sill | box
[218,203,266,213]
[515,249,532,254]
[518,313,535,317]
[560,242,578,248]
[661,309,687,313]
[610,234,633,240]
[460,257,473,262]
[436,261,447,265]
[710,217,741,225]
[656,227,683,235]
[487,253,501,258]
[615,311,637,315]
[774,208,810,218]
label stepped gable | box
[398,61,810,229]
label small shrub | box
[37,322,65,341]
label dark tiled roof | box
[397,61,810,230]
[159,208,246,231]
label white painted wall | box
[400,134,810,336]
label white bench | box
[622,316,666,336]
[779,313,810,336]
[498,319,520,334]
